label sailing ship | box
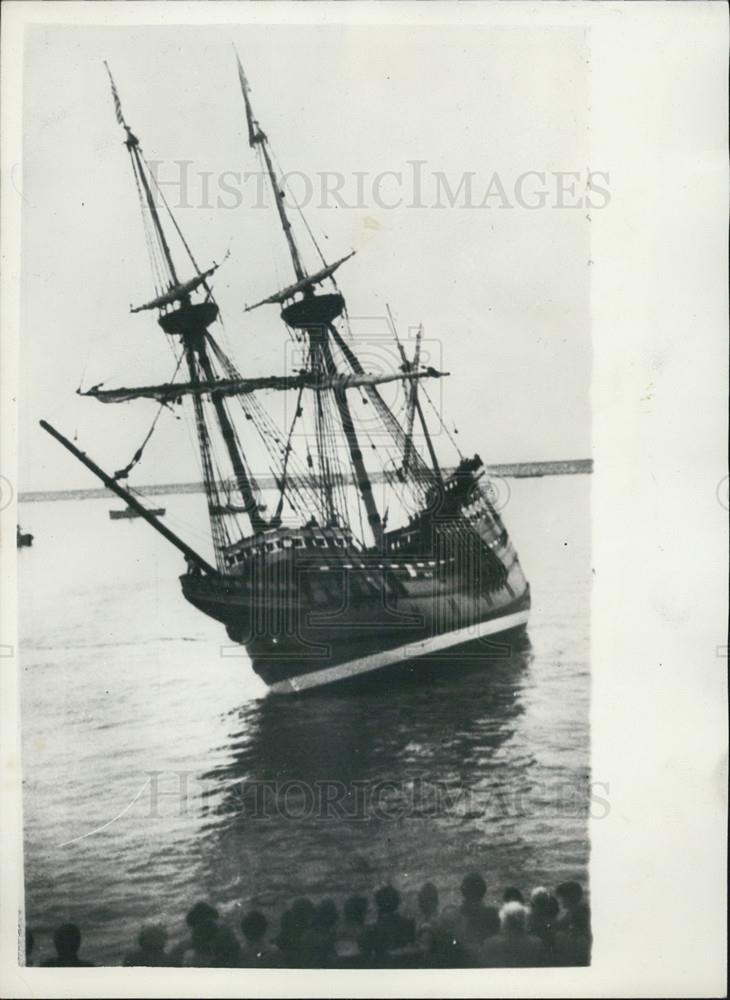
[42,55,530,694]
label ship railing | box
[221,524,358,568]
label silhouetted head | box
[138,925,167,955]
[499,901,528,934]
[460,872,487,903]
[529,887,551,912]
[417,882,439,918]
[315,899,338,930]
[53,923,81,959]
[186,902,219,929]
[290,897,316,932]
[374,885,400,915]
[241,910,268,943]
[25,927,34,961]
[191,919,218,957]
[503,887,524,904]
[212,925,241,967]
[343,895,368,926]
[556,881,584,909]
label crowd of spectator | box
[24,875,590,969]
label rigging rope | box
[129,150,168,298]
[420,381,464,461]
[273,383,304,522]
[271,148,330,272]
[205,334,327,524]
[112,351,184,481]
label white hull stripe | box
[269,609,530,694]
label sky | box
[19,22,591,493]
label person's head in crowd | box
[417,882,439,919]
[499,901,528,935]
[185,902,219,929]
[530,886,558,916]
[137,924,168,959]
[211,925,241,967]
[53,923,83,962]
[190,919,218,961]
[25,927,34,965]
[374,885,401,916]
[460,872,487,905]
[503,887,524,904]
[556,886,590,937]
[241,911,268,944]
[556,881,584,911]
[343,894,368,927]
[314,899,338,931]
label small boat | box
[17,526,33,547]
[109,507,166,520]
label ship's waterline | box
[267,612,531,694]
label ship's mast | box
[236,52,384,545]
[391,318,443,484]
[236,54,305,284]
[105,63,266,539]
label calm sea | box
[19,475,590,965]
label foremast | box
[105,64,267,559]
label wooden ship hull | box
[183,549,529,694]
[182,466,530,693]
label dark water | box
[19,476,590,965]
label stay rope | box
[112,351,184,481]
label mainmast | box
[236,52,384,545]
[236,55,305,283]
[105,63,267,540]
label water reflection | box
[209,643,531,793]
[190,643,533,907]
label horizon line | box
[18,458,593,503]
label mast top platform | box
[281,293,345,330]
[158,300,219,337]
